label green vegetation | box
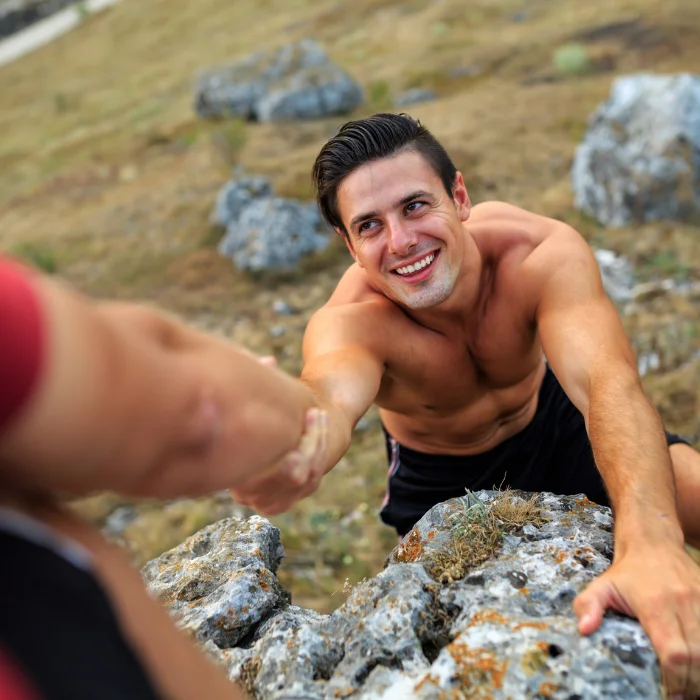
[75,2,91,21]
[552,43,591,77]
[368,79,392,111]
[641,249,694,280]
[7,242,57,274]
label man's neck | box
[400,230,488,338]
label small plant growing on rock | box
[427,490,548,584]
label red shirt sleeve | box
[0,646,41,700]
[0,258,45,435]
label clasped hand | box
[230,406,329,515]
[575,542,700,698]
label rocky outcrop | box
[212,174,330,271]
[0,0,77,39]
[194,39,363,123]
[572,73,700,226]
[143,491,662,699]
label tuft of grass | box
[552,43,591,77]
[238,655,262,699]
[7,242,58,274]
[210,119,249,168]
[427,490,548,584]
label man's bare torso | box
[321,202,558,455]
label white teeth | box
[395,253,435,276]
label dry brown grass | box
[427,491,548,584]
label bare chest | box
[376,304,540,415]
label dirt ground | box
[1,0,699,611]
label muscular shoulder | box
[472,202,598,310]
[470,201,556,243]
[303,271,401,362]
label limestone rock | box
[212,174,330,271]
[145,492,662,699]
[218,196,329,271]
[194,39,363,122]
[572,73,700,226]
[212,176,273,228]
[594,248,634,304]
[142,516,287,648]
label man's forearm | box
[587,364,684,552]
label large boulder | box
[212,175,330,271]
[194,39,363,123]
[144,491,663,699]
[572,73,700,226]
[218,196,330,271]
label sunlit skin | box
[336,150,475,314]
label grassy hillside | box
[2,0,699,610]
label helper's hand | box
[574,543,700,698]
[229,407,329,515]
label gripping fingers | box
[644,608,690,698]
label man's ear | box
[340,229,361,266]
[452,172,471,222]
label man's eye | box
[406,201,425,213]
[359,220,377,233]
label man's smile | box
[390,250,440,282]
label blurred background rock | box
[1,0,699,612]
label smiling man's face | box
[336,149,471,310]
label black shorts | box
[379,366,690,537]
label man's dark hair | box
[312,113,458,236]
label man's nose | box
[386,219,417,256]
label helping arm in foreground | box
[527,224,700,697]
[0,266,326,501]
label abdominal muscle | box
[378,359,546,455]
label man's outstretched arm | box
[529,226,700,696]
[229,304,385,514]
[0,262,324,500]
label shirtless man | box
[230,113,700,696]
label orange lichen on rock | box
[552,549,567,564]
[414,674,439,692]
[538,681,558,696]
[468,608,508,627]
[447,641,508,691]
[427,530,436,540]
[512,620,548,631]
[395,528,423,563]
